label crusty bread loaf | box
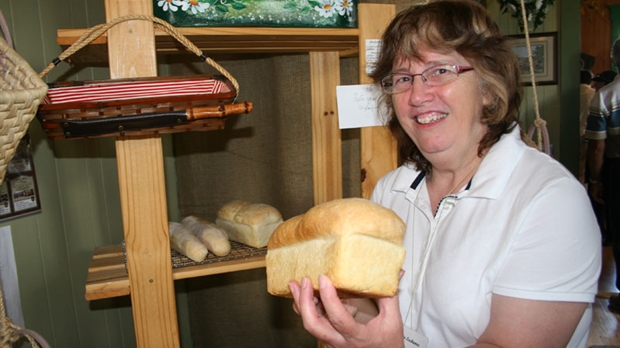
[169,222,209,262]
[215,201,283,248]
[181,215,231,256]
[266,198,406,298]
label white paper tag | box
[365,39,382,75]
[403,325,429,348]
[336,84,387,129]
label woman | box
[288,1,602,347]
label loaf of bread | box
[266,198,406,298]
[169,222,209,262]
[215,201,283,248]
[181,215,231,256]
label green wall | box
[0,0,191,346]
[488,0,581,174]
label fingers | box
[289,280,301,315]
[290,279,325,316]
[290,275,405,348]
[374,293,404,338]
[341,301,359,318]
[317,275,359,335]
[294,277,344,344]
[375,294,400,318]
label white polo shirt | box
[371,126,601,348]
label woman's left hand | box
[289,275,405,348]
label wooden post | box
[310,51,343,204]
[105,0,180,347]
[358,3,397,198]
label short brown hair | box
[369,0,523,172]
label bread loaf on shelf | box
[169,222,209,262]
[181,215,231,256]
[266,198,406,298]
[215,201,283,248]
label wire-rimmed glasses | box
[380,64,474,94]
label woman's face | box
[391,50,489,166]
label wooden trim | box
[358,3,397,199]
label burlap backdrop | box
[171,1,413,345]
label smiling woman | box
[287,1,602,347]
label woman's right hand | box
[289,275,405,348]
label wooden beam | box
[104,0,180,347]
[310,51,343,204]
[358,3,397,199]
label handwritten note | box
[336,84,388,129]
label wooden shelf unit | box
[71,2,397,347]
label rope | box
[38,14,240,95]
[0,284,50,348]
[0,10,12,49]
[518,0,550,155]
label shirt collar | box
[386,124,525,200]
[467,124,525,199]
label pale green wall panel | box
[6,217,55,343]
[19,128,78,346]
[558,0,581,174]
[54,141,112,347]
[0,0,191,344]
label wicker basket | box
[0,13,50,348]
[36,15,252,140]
[0,37,48,183]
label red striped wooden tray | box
[37,74,252,140]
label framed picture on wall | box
[507,32,558,86]
[0,133,42,222]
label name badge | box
[403,325,429,348]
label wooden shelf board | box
[85,244,266,301]
[57,27,360,62]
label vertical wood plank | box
[104,0,180,347]
[358,3,397,199]
[310,51,342,204]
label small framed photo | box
[507,32,558,86]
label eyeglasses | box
[380,64,475,94]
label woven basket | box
[0,37,48,183]
[0,13,49,348]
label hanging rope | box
[518,0,551,155]
[38,14,240,95]
[0,286,50,348]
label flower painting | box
[154,0,357,28]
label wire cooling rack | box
[121,240,267,270]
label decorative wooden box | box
[154,0,357,28]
